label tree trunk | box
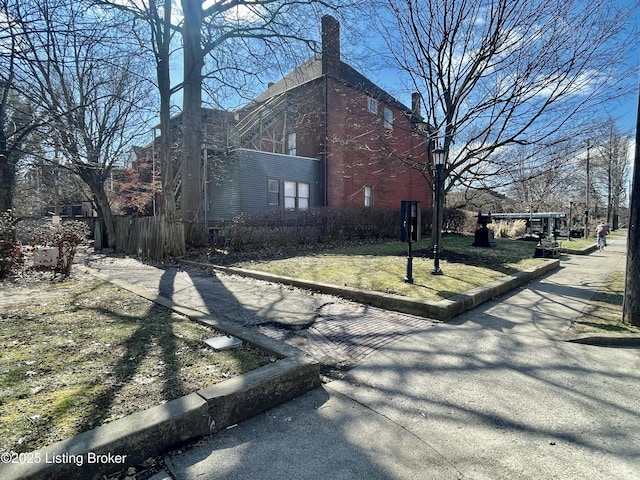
[93,186,116,250]
[155,0,184,257]
[180,0,204,245]
[0,129,12,212]
[623,93,640,326]
[78,168,116,250]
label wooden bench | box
[534,238,561,258]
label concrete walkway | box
[156,235,639,480]
[448,238,627,339]
[7,235,634,480]
[83,253,442,367]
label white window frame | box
[384,107,393,129]
[284,181,310,210]
[268,179,280,205]
[284,181,297,209]
[364,185,373,207]
[298,182,310,210]
[367,97,378,114]
[287,132,297,156]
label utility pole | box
[584,140,591,239]
[623,89,640,326]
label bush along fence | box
[208,207,478,253]
[214,207,542,253]
[2,211,89,279]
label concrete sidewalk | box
[4,235,636,480]
[448,236,627,339]
[160,235,640,480]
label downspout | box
[323,75,328,207]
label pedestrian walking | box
[595,221,609,251]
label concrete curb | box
[562,244,598,255]
[183,258,561,321]
[1,269,320,480]
[565,334,640,347]
[1,393,210,480]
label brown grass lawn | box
[0,274,272,454]
[570,270,640,335]
[234,234,546,302]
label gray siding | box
[208,149,323,221]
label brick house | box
[135,15,433,223]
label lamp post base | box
[430,267,443,275]
[404,242,414,284]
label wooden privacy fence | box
[113,215,185,260]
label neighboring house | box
[134,15,433,225]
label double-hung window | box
[367,97,378,114]
[384,108,393,129]
[364,185,373,207]
[287,132,297,156]
[284,181,310,210]
[268,179,280,205]
[298,182,310,210]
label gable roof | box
[249,54,413,116]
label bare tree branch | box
[377,0,638,195]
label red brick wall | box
[323,78,432,210]
[236,77,433,211]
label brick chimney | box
[411,92,422,118]
[321,15,340,77]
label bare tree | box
[14,0,153,248]
[501,140,592,214]
[92,0,197,256]
[591,119,631,229]
[0,90,39,212]
[0,0,43,212]
[377,0,637,195]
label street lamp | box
[568,201,574,241]
[431,147,446,275]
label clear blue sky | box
[190,1,640,139]
[353,0,640,138]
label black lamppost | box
[569,201,574,241]
[431,147,446,275]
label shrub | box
[4,217,89,279]
[220,206,475,253]
[47,221,90,277]
[420,207,471,236]
[509,219,527,238]
[221,207,400,253]
[489,220,510,238]
[487,219,528,239]
[443,208,470,233]
[0,211,23,280]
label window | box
[364,185,373,207]
[384,108,393,129]
[298,182,310,210]
[284,181,310,210]
[287,132,297,156]
[367,97,378,114]
[284,181,297,209]
[268,179,279,205]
